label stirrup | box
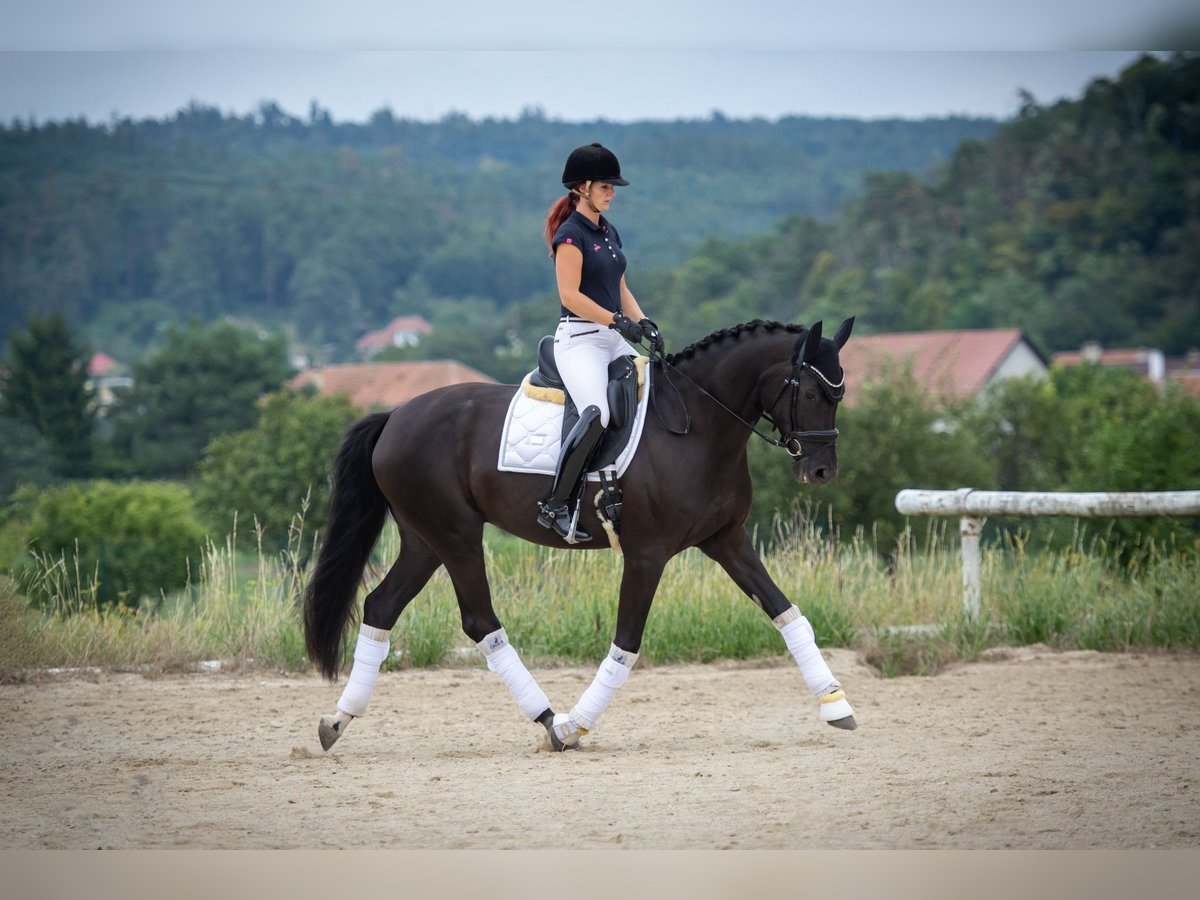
[537,500,592,543]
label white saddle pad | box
[497,359,651,479]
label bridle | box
[650,348,844,460]
[760,359,845,459]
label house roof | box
[355,315,434,352]
[88,352,119,377]
[1052,347,1157,371]
[289,359,497,410]
[837,329,1041,404]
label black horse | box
[304,317,857,751]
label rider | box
[537,142,665,543]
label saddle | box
[525,335,642,471]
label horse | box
[303,317,857,752]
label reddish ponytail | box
[544,193,576,256]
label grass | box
[2,519,1197,679]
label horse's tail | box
[304,411,392,681]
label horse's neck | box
[676,338,783,421]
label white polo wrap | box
[478,628,551,720]
[569,644,639,731]
[775,605,838,698]
[336,625,391,717]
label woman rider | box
[537,142,664,543]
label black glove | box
[610,311,644,343]
[638,318,665,354]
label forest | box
[1,87,997,363]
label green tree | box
[0,312,94,478]
[105,320,293,479]
[968,365,1200,549]
[194,391,358,548]
[0,416,58,502]
[750,363,993,553]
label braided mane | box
[665,320,806,365]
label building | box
[355,316,433,359]
[86,352,133,413]
[1052,343,1200,397]
[289,360,497,411]
[837,329,1049,405]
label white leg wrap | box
[336,625,391,717]
[478,629,551,721]
[569,644,638,731]
[775,605,838,698]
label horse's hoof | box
[318,711,353,751]
[818,689,856,730]
[545,712,586,752]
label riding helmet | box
[561,142,629,188]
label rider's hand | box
[638,318,664,354]
[610,312,644,344]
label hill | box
[0,105,995,360]
[647,52,1200,357]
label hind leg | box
[319,531,442,751]
[426,527,559,739]
[550,551,667,750]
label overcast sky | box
[1,1,1193,125]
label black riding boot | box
[538,405,605,543]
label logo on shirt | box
[593,243,602,252]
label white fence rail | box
[894,488,1200,617]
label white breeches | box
[553,319,638,429]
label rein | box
[648,347,842,459]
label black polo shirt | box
[552,211,627,317]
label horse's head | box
[761,317,854,485]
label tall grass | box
[2,518,1197,678]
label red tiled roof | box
[289,360,497,410]
[88,352,119,376]
[355,316,433,351]
[838,329,1036,404]
[1052,348,1156,370]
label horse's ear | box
[833,316,855,350]
[794,320,823,365]
[801,321,820,362]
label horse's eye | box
[805,391,818,402]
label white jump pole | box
[895,489,1200,617]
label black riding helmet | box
[561,142,629,188]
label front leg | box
[700,526,857,730]
[548,552,667,750]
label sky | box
[0,1,1194,125]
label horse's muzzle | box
[794,456,837,485]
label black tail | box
[303,412,391,680]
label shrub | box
[15,480,205,610]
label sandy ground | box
[2,646,1198,850]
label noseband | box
[761,360,844,459]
